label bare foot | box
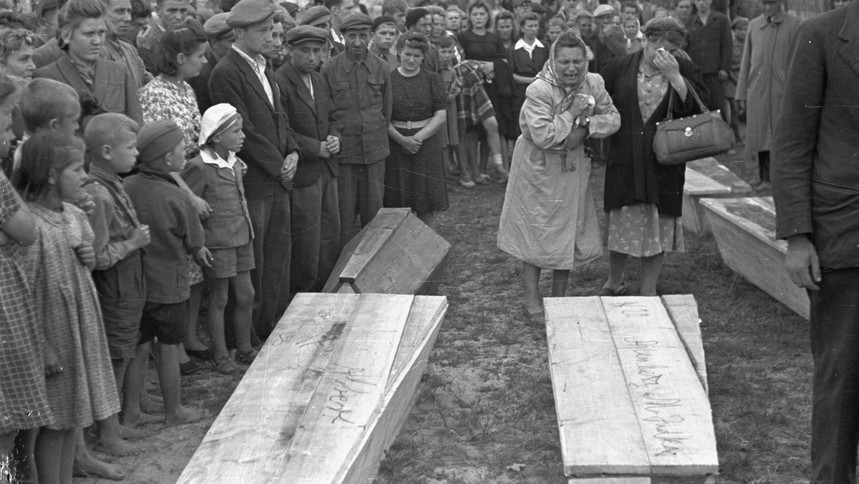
[140,395,164,414]
[93,439,145,457]
[121,411,161,428]
[74,452,127,481]
[118,424,152,440]
[164,406,206,427]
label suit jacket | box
[687,11,733,74]
[601,50,706,217]
[773,1,859,270]
[275,62,338,188]
[35,54,143,125]
[208,48,299,199]
[187,46,223,114]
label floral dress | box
[21,203,120,429]
[0,173,53,434]
[139,76,204,285]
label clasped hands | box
[277,151,300,187]
[319,135,341,158]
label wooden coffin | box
[545,296,718,483]
[700,196,809,319]
[177,293,448,484]
[323,208,451,295]
[682,158,752,235]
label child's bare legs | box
[231,271,255,356]
[72,433,124,481]
[184,283,207,352]
[121,342,159,427]
[464,131,485,183]
[481,117,508,177]
[455,134,474,185]
[205,278,231,361]
[639,252,664,297]
[35,427,76,484]
[157,342,204,426]
[522,262,542,314]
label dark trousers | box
[246,188,291,338]
[809,268,859,483]
[702,73,726,121]
[290,169,341,295]
[337,161,385,249]
[758,151,771,183]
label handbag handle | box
[665,81,708,121]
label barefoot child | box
[82,113,151,455]
[123,120,209,426]
[0,74,54,480]
[14,132,121,484]
[182,104,256,375]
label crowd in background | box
[0,0,845,481]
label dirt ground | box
[75,147,814,483]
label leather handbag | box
[652,85,734,165]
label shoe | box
[235,348,258,366]
[522,305,545,329]
[474,174,490,185]
[597,281,629,297]
[491,158,509,177]
[179,358,202,375]
[214,356,242,375]
[458,178,476,188]
[185,346,213,361]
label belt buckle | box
[405,120,413,129]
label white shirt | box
[232,45,274,107]
[514,38,544,60]
[200,148,238,171]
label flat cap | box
[339,12,372,32]
[512,0,531,7]
[299,5,331,27]
[372,15,396,31]
[203,12,232,37]
[405,7,429,29]
[286,24,328,45]
[593,4,615,17]
[138,120,184,166]
[227,0,277,28]
[280,1,299,17]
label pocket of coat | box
[367,76,384,107]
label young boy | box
[124,119,210,426]
[16,78,80,172]
[182,104,256,375]
[82,113,151,456]
[437,36,463,183]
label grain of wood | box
[660,295,708,394]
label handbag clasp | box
[684,127,693,137]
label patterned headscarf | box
[536,31,589,110]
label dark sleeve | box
[430,71,447,112]
[772,21,822,239]
[382,66,393,122]
[674,58,708,116]
[720,15,733,72]
[209,64,285,180]
[124,69,143,125]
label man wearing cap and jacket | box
[189,12,234,113]
[321,12,392,248]
[276,25,342,296]
[209,0,300,339]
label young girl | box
[0,73,53,480]
[182,104,256,375]
[14,132,120,484]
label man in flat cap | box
[321,12,392,248]
[189,12,234,112]
[209,0,300,339]
[299,5,341,62]
[276,25,341,297]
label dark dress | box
[457,30,514,137]
[384,69,449,214]
[509,40,549,139]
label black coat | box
[274,62,338,189]
[208,49,299,199]
[600,50,707,217]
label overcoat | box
[735,11,800,157]
[600,50,706,217]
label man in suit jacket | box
[686,0,732,113]
[773,1,859,481]
[209,0,300,339]
[276,25,342,296]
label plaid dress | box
[0,173,53,433]
[22,203,120,429]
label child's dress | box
[0,173,53,433]
[22,203,119,430]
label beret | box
[286,24,328,45]
[138,120,184,166]
[203,12,232,37]
[404,8,429,29]
[299,5,331,26]
[280,1,299,17]
[227,0,277,28]
[372,15,396,32]
[339,12,372,32]
[593,4,615,17]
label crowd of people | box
[0,0,847,480]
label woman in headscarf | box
[497,31,620,327]
[599,17,706,296]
